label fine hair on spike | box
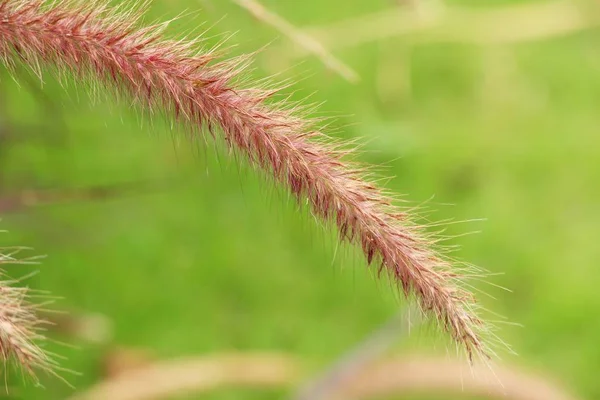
[0,0,500,363]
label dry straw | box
[0,0,497,366]
[72,353,578,400]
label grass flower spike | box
[0,246,55,380]
[0,0,494,362]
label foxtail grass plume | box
[0,246,56,380]
[0,0,496,362]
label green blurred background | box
[1,0,599,398]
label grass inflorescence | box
[0,0,500,368]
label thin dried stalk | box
[70,352,579,400]
[295,0,594,52]
[333,356,578,400]
[0,0,494,359]
[232,0,359,83]
[292,310,417,400]
[70,352,300,400]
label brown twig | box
[0,179,177,214]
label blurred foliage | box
[1,0,599,398]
